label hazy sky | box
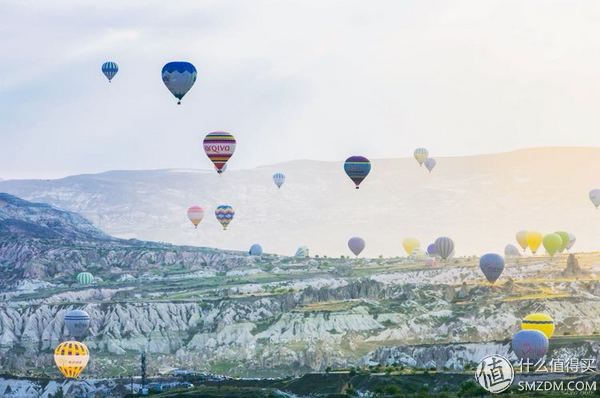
[3,0,600,179]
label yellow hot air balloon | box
[54,341,89,379]
[522,313,555,338]
[543,233,562,256]
[516,230,529,251]
[526,231,543,254]
[402,238,420,256]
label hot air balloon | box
[64,309,91,338]
[204,132,236,174]
[161,61,197,104]
[215,205,235,230]
[504,244,521,257]
[522,313,555,338]
[295,246,309,258]
[76,272,93,285]
[479,253,505,284]
[424,158,436,172]
[54,341,90,379]
[402,238,420,256]
[434,237,454,260]
[348,237,366,257]
[526,231,543,254]
[512,330,548,362]
[414,148,429,166]
[542,233,562,256]
[516,230,529,251]
[249,244,263,256]
[567,233,576,250]
[344,156,371,189]
[273,172,286,189]
[187,206,204,228]
[590,189,600,209]
[426,243,438,256]
[101,61,118,83]
[554,231,569,253]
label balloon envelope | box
[543,233,562,256]
[215,205,235,230]
[295,246,309,258]
[554,231,569,253]
[479,253,505,284]
[424,158,436,172]
[249,244,263,256]
[204,132,236,174]
[522,313,555,338]
[161,61,197,104]
[344,156,371,189]
[348,237,366,256]
[187,206,204,228]
[426,243,437,256]
[402,238,420,256]
[101,61,118,82]
[76,272,93,285]
[414,148,429,166]
[434,237,454,260]
[273,172,286,188]
[504,244,521,257]
[516,230,529,251]
[567,233,576,250]
[526,231,543,254]
[512,330,548,362]
[590,189,600,208]
[64,309,90,338]
[54,341,90,379]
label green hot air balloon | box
[542,233,562,256]
[76,272,94,285]
[554,231,569,253]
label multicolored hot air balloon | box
[204,132,236,174]
[215,205,235,230]
[413,148,429,166]
[249,244,263,256]
[348,237,366,257]
[64,309,91,338]
[516,230,529,251]
[434,237,454,260]
[101,61,118,83]
[590,189,600,209]
[479,253,505,284]
[504,244,521,257]
[512,330,549,362]
[522,313,555,338]
[424,158,436,172]
[402,238,420,256]
[543,233,562,256]
[567,233,576,250]
[344,156,371,189]
[161,61,197,104]
[295,246,309,258]
[54,341,90,379]
[187,205,204,228]
[76,272,93,285]
[273,172,285,189]
[526,231,543,254]
[554,231,569,253]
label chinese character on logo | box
[475,355,515,394]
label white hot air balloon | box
[590,189,600,209]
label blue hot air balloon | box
[426,243,438,256]
[101,62,118,83]
[479,253,505,284]
[295,246,309,258]
[64,309,91,338]
[344,156,371,189]
[434,237,454,260]
[273,172,286,189]
[249,244,263,256]
[161,62,197,104]
[512,330,549,362]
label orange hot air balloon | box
[54,341,90,379]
